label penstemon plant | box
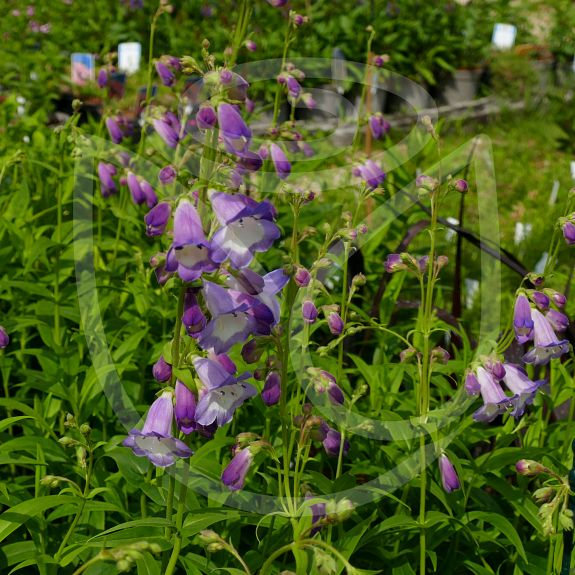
[1,1,575,575]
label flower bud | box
[59,436,79,448]
[454,179,468,193]
[241,339,263,364]
[79,423,91,436]
[294,266,311,288]
[516,459,546,476]
[533,487,554,503]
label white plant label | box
[492,23,517,50]
[570,161,575,181]
[118,42,142,75]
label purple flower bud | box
[152,355,172,382]
[196,106,217,131]
[368,115,390,140]
[245,39,257,52]
[546,309,569,332]
[159,165,177,185]
[327,312,344,335]
[464,371,480,394]
[531,291,550,310]
[127,172,146,205]
[373,55,387,67]
[175,380,196,434]
[218,103,251,155]
[328,381,345,405]
[431,346,450,364]
[221,447,253,491]
[262,371,281,406]
[0,326,9,349]
[454,179,468,193]
[303,300,318,324]
[168,56,181,71]
[563,220,575,245]
[241,339,263,364]
[97,68,108,89]
[270,143,291,179]
[106,117,123,144]
[548,290,566,307]
[439,454,460,493]
[145,202,172,237]
[220,69,233,84]
[323,426,349,457]
[140,179,158,209]
[513,294,534,344]
[156,61,175,87]
[294,266,311,288]
[292,13,305,26]
[97,162,117,197]
[286,76,301,99]
[153,115,180,148]
[516,459,545,476]
[385,253,406,273]
[182,296,207,337]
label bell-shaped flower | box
[175,380,197,434]
[153,112,181,148]
[152,355,172,382]
[122,390,192,467]
[106,117,123,144]
[502,363,545,417]
[217,103,251,156]
[522,308,570,365]
[302,300,318,324]
[98,162,117,197]
[0,326,9,349]
[513,294,534,344]
[210,192,281,268]
[270,143,291,179]
[262,371,281,406]
[144,202,171,237]
[563,220,575,245]
[192,355,256,426]
[165,200,217,282]
[438,453,460,493]
[466,366,510,423]
[221,447,254,491]
[322,423,350,457]
[156,61,175,87]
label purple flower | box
[502,363,545,417]
[159,165,177,185]
[193,356,257,426]
[156,61,175,87]
[220,70,233,85]
[454,179,468,193]
[356,160,386,190]
[245,40,257,52]
[175,380,196,434]
[513,294,534,344]
[198,282,261,353]
[522,308,570,365]
[140,179,158,209]
[182,292,207,336]
[196,106,217,130]
[222,447,253,491]
[286,76,301,99]
[153,113,181,148]
[385,254,406,273]
[210,192,281,269]
[302,300,318,324]
[306,494,327,535]
[106,117,123,144]
[127,172,146,205]
[165,200,217,282]
[546,309,569,332]
[368,115,390,140]
[97,162,117,197]
[97,68,108,88]
[145,202,171,237]
[531,291,550,310]
[266,0,288,6]
[245,98,255,114]
[122,391,192,467]
[438,454,460,493]
[327,312,344,335]
[270,144,291,179]
[217,103,251,156]
[549,291,566,307]
[262,371,281,406]
[563,220,575,245]
[294,266,311,288]
[466,366,510,423]
[0,326,9,349]
[373,55,386,67]
[152,355,172,382]
[238,150,263,173]
[310,369,344,405]
[322,425,349,457]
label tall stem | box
[164,459,190,575]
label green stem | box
[272,22,291,127]
[164,459,190,575]
[164,473,176,539]
[141,465,153,518]
[71,556,102,575]
[352,28,375,149]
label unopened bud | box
[516,459,546,476]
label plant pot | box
[442,68,483,105]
